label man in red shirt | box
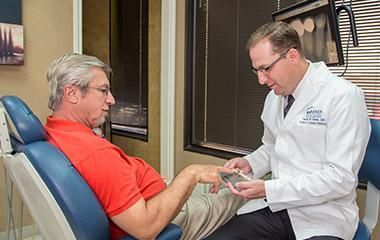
[45,53,244,240]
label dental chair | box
[0,95,182,240]
[353,119,380,240]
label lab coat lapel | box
[283,65,328,126]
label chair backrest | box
[356,119,380,237]
[0,95,109,240]
[358,119,380,189]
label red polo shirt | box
[45,116,166,239]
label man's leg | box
[204,207,296,240]
[172,187,246,240]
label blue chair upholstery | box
[0,95,182,240]
[353,119,380,240]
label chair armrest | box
[119,223,182,240]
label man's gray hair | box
[47,53,112,110]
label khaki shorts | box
[172,187,246,240]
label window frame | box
[184,0,245,159]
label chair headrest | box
[0,96,46,144]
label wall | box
[0,1,73,119]
[0,0,74,234]
[83,0,109,64]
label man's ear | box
[287,48,301,65]
[63,85,80,104]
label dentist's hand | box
[224,157,252,174]
[226,179,266,200]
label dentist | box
[206,21,371,240]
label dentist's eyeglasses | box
[251,48,292,75]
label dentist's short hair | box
[247,21,304,57]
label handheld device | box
[219,169,251,191]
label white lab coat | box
[241,62,371,239]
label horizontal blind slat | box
[331,0,380,119]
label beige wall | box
[0,0,73,233]
[0,0,73,120]
[83,0,110,64]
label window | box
[185,0,380,158]
[185,0,296,158]
[110,0,148,139]
[329,0,380,119]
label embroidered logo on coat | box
[299,106,327,125]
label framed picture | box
[0,22,24,65]
[0,0,23,65]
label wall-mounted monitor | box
[272,0,344,66]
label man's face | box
[249,39,293,96]
[78,68,115,128]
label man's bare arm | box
[111,164,227,240]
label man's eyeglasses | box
[87,86,111,96]
[251,48,291,75]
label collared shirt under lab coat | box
[239,62,371,240]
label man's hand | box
[185,164,229,192]
[112,163,228,238]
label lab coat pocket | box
[291,123,326,165]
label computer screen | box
[272,0,344,66]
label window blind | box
[330,0,380,119]
[185,0,380,157]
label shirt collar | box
[289,60,313,100]
[46,116,95,135]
